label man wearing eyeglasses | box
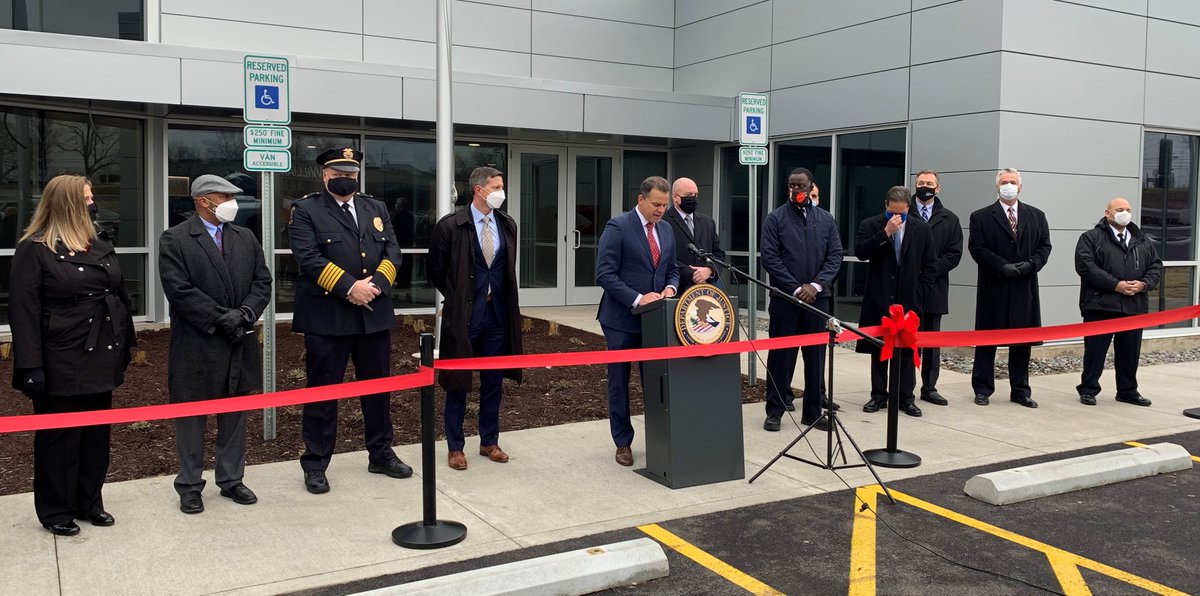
[665,177,725,292]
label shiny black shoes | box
[44,511,114,536]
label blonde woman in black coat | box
[9,174,135,536]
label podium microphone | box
[687,242,706,257]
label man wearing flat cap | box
[158,174,273,514]
[289,147,410,494]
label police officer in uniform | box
[289,147,411,494]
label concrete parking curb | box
[964,442,1194,505]
[353,538,669,596]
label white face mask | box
[485,190,506,210]
[1113,210,1132,226]
[207,197,239,223]
[998,183,1019,201]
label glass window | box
[3,0,143,40]
[835,129,906,255]
[1148,266,1195,330]
[1141,132,1198,262]
[622,150,667,211]
[775,136,833,210]
[717,145,768,254]
[167,125,257,234]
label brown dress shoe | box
[479,444,510,463]
[448,451,467,470]
[615,446,634,467]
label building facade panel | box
[534,0,674,28]
[674,1,770,67]
[1146,18,1200,78]
[770,14,910,90]
[771,0,909,45]
[1144,73,1200,129]
[583,96,730,140]
[160,14,364,61]
[909,113,1002,174]
[1001,0,1147,70]
[675,0,764,27]
[1148,0,1200,25]
[362,36,436,69]
[909,0,1003,65]
[160,0,364,34]
[997,112,1142,178]
[999,53,1146,124]
[452,1,531,54]
[363,0,435,42]
[908,53,1003,120]
[531,11,672,68]
[673,48,771,96]
[769,69,910,136]
[531,55,671,91]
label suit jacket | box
[968,200,1052,331]
[595,209,680,333]
[853,214,937,353]
[288,190,401,336]
[907,197,963,315]
[428,206,524,393]
[158,215,272,402]
[664,207,725,292]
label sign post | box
[738,92,768,385]
[244,55,292,440]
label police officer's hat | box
[317,147,363,173]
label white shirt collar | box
[999,199,1019,213]
[634,207,652,228]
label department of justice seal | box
[674,284,736,345]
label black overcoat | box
[907,197,963,315]
[664,207,725,292]
[853,214,937,353]
[427,206,523,393]
[158,215,273,402]
[968,201,1053,331]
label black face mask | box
[678,196,698,214]
[914,187,936,201]
[327,177,358,196]
[87,203,99,221]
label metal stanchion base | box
[1184,408,1200,420]
[862,448,922,469]
[392,520,467,549]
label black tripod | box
[687,245,896,503]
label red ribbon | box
[879,304,921,368]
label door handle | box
[573,229,581,250]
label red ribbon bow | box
[880,304,921,368]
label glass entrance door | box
[566,148,618,304]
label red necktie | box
[646,222,659,268]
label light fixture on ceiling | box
[467,143,480,147]
[305,145,316,149]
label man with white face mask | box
[158,174,273,513]
[428,166,524,471]
[1074,198,1162,407]
[967,168,1052,408]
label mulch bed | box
[0,316,762,496]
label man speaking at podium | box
[596,176,679,467]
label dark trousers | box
[445,302,507,452]
[601,325,642,448]
[765,297,828,421]
[972,344,1032,399]
[1077,310,1143,398]
[174,409,247,495]
[300,330,397,472]
[32,391,112,526]
[918,313,943,396]
[870,349,916,404]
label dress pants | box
[174,409,247,494]
[445,301,507,452]
[765,297,829,422]
[32,391,112,526]
[971,344,1032,399]
[918,313,943,397]
[1077,310,1143,398]
[869,349,916,404]
[300,330,397,472]
[601,325,642,448]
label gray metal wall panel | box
[364,0,435,41]
[0,44,181,104]
[532,55,671,91]
[676,0,763,27]
[1002,0,1146,69]
[292,68,405,119]
[161,15,363,61]
[402,78,437,121]
[1014,172,1142,233]
[180,58,240,107]
[910,0,1003,65]
[1146,18,1200,78]
[160,0,362,33]
[1150,0,1200,24]
[675,2,770,67]
[771,0,909,44]
[997,113,1142,178]
[1145,72,1200,129]
[770,14,910,89]
[770,69,910,134]
[910,114,1002,174]
[363,36,435,69]
[457,82,584,130]
[470,0,531,9]
[674,48,771,96]
[999,53,1145,124]
[584,96,730,140]
[453,2,531,53]
[909,53,1003,120]
[456,47,531,77]
[532,11,672,68]
[1071,0,1147,14]
[536,0,674,28]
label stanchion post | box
[392,332,467,549]
[863,349,921,469]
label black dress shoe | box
[44,521,80,536]
[1079,394,1097,406]
[763,415,781,432]
[801,416,831,431]
[821,397,841,411]
[1116,394,1152,407]
[368,458,414,479]
[920,391,948,406]
[80,511,114,526]
[862,399,884,413]
[219,483,258,505]
[902,402,923,417]
[179,491,204,514]
[1010,396,1039,408]
[974,394,990,406]
[784,400,795,412]
[304,470,330,494]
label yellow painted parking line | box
[638,523,784,596]
[848,487,879,596]
[1124,441,1200,463]
[849,485,1188,596]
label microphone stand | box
[689,245,896,504]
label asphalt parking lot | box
[302,430,1199,596]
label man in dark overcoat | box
[664,177,724,292]
[856,186,937,417]
[908,169,963,406]
[158,174,272,514]
[427,167,523,471]
[967,168,1052,408]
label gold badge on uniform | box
[373,216,384,232]
[342,147,355,159]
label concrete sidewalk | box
[3,307,1199,595]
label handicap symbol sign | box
[255,85,280,110]
[745,116,761,135]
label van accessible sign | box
[244,55,290,125]
[244,149,291,172]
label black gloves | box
[1002,261,1035,278]
[238,305,257,329]
[1014,261,1035,276]
[215,309,247,341]
[18,367,45,398]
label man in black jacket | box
[1074,198,1162,407]
[665,177,724,292]
[908,170,963,406]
